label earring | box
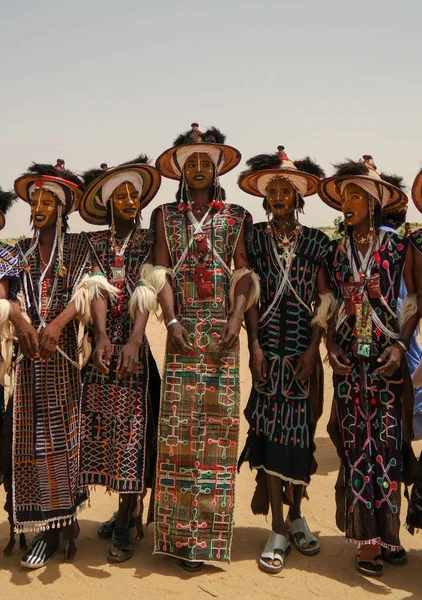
[369,196,375,236]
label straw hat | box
[318,155,407,212]
[156,123,241,180]
[79,155,161,225]
[238,146,324,198]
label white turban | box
[100,171,144,206]
[339,178,390,206]
[29,181,67,205]
[170,145,224,176]
[257,172,309,198]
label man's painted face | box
[112,182,140,221]
[340,183,371,227]
[30,189,58,228]
[184,152,214,190]
[266,177,297,218]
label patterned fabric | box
[79,228,158,493]
[241,225,329,485]
[13,233,91,532]
[0,242,20,299]
[408,228,422,440]
[326,231,408,550]
[154,202,252,563]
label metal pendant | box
[111,265,125,282]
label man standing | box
[149,124,259,570]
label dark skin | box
[245,177,325,566]
[154,156,251,354]
[11,193,81,361]
[93,184,149,378]
[326,183,418,563]
[328,184,417,379]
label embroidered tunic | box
[326,231,408,550]
[240,224,329,486]
[154,202,252,563]
[13,233,91,532]
[79,228,160,493]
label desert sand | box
[0,318,421,600]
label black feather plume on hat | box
[294,157,325,179]
[380,172,406,191]
[120,154,150,166]
[0,188,17,214]
[82,168,104,187]
[173,126,226,147]
[244,153,281,172]
[26,162,83,190]
[333,160,370,177]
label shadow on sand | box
[1,519,421,598]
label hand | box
[294,346,318,382]
[117,341,141,379]
[39,321,62,361]
[249,346,268,383]
[375,344,404,377]
[15,319,39,360]
[167,322,194,354]
[218,316,242,350]
[327,341,352,375]
[93,333,112,374]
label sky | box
[1,0,421,238]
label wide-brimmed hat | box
[0,188,17,231]
[412,169,422,213]
[156,123,241,180]
[14,162,83,216]
[238,146,324,198]
[79,155,161,225]
[318,156,407,212]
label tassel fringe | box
[0,299,13,384]
[143,264,174,296]
[311,292,337,332]
[399,294,418,330]
[129,281,158,319]
[229,268,260,313]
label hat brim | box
[318,175,407,213]
[79,164,161,225]
[238,168,320,198]
[412,171,422,213]
[14,174,82,215]
[0,211,5,231]
[156,143,241,180]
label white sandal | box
[259,531,291,574]
[287,517,320,556]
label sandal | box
[356,550,384,577]
[259,531,291,574]
[108,527,133,563]
[287,517,320,556]
[381,547,408,565]
[20,530,60,569]
[179,559,204,572]
[98,512,135,540]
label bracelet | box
[396,340,409,353]
[166,318,179,328]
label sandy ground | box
[1,318,421,600]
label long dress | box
[0,241,20,485]
[326,231,411,550]
[239,224,329,497]
[154,201,252,563]
[79,228,160,494]
[13,233,91,532]
[407,229,422,440]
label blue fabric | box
[381,226,422,439]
